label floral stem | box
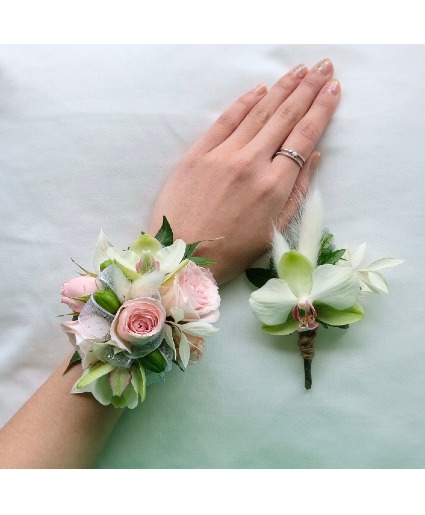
[297,329,316,390]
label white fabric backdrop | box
[0,44,424,468]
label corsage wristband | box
[60,217,220,409]
[247,186,403,390]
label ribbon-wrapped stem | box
[297,329,316,390]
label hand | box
[148,58,340,284]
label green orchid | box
[249,250,364,335]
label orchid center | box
[293,299,319,332]
[136,250,160,274]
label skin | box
[0,59,340,468]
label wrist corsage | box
[247,187,403,390]
[60,217,220,408]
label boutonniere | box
[247,187,403,389]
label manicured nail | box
[325,79,340,95]
[253,83,267,96]
[292,64,308,79]
[314,58,332,76]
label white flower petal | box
[170,307,185,323]
[93,230,113,273]
[309,265,360,309]
[155,239,186,274]
[364,258,405,271]
[181,321,218,337]
[129,270,164,299]
[366,271,389,293]
[107,248,140,270]
[350,243,367,269]
[110,265,132,303]
[249,278,298,326]
[164,324,176,358]
[358,271,382,294]
[178,330,191,369]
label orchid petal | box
[129,233,162,257]
[108,367,132,397]
[366,271,389,294]
[350,243,367,269]
[364,258,405,271]
[76,362,115,389]
[162,258,189,285]
[92,375,113,405]
[358,271,383,294]
[178,330,191,369]
[249,278,298,326]
[164,324,177,358]
[155,239,186,274]
[131,362,146,403]
[93,230,113,273]
[278,251,314,297]
[110,265,132,303]
[262,315,299,335]
[111,385,138,409]
[315,302,364,326]
[181,321,218,337]
[129,270,164,299]
[107,248,140,280]
[309,264,360,309]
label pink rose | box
[61,276,99,313]
[110,297,166,350]
[160,261,220,323]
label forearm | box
[0,355,123,468]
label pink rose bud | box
[161,261,220,323]
[61,275,99,313]
[110,297,166,350]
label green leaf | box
[320,248,346,266]
[154,216,173,247]
[63,351,81,375]
[189,256,215,266]
[278,251,314,297]
[76,362,115,389]
[246,267,276,288]
[183,241,201,259]
[314,302,364,326]
[262,315,299,335]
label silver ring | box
[274,147,306,167]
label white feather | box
[271,226,290,268]
[297,184,324,266]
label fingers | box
[191,84,268,154]
[271,79,340,187]
[248,58,335,157]
[224,64,309,149]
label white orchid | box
[249,249,364,334]
[339,243,404,294]
[92,230,189,302]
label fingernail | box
[310,151,322,170]
[253,83,267,96]
[314,58,333,76]
[291,64,308,79]
[325,79,340,95]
